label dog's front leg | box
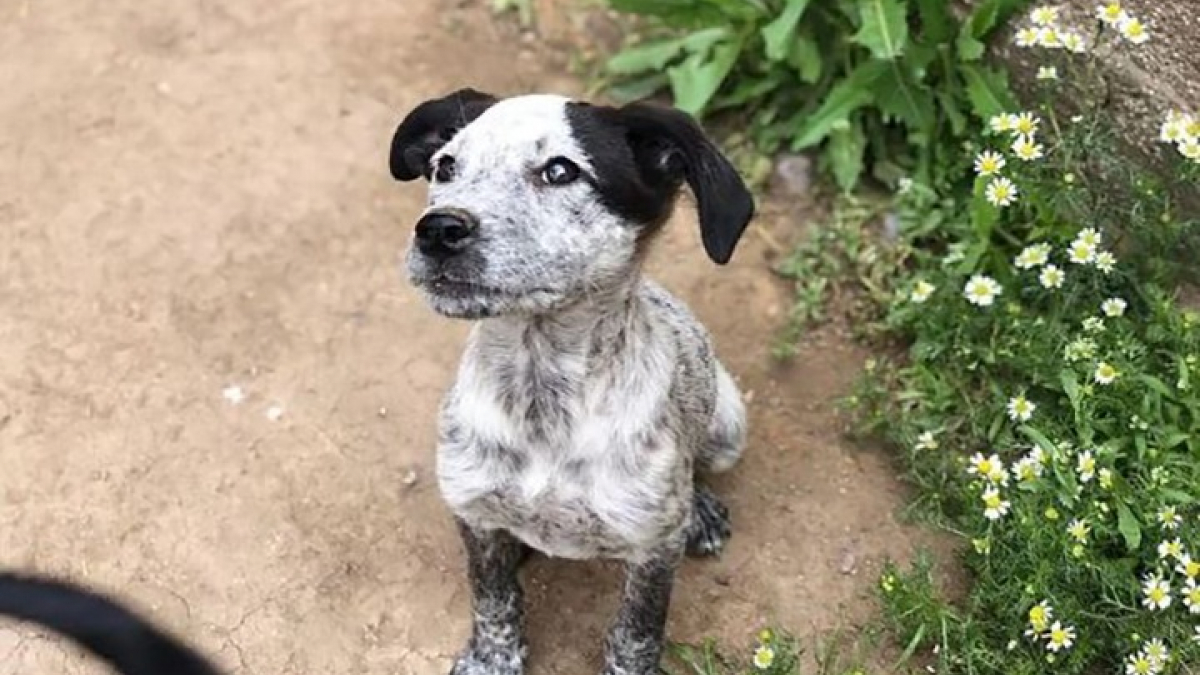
[450,520,528,675]
[602,541,684,675]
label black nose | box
[415,211,477,260]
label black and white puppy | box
[0,572,220,675]
[390,89,755,675]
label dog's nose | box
[415,211,477,260]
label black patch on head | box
[389,88,497,182]
[564,101,756,264]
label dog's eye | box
[539,158,580,186]
[433,156,457,183]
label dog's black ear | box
[389,88,497,182]
[617,103,754,264]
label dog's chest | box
[436,348,686,559]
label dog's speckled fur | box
[390,89,755,675]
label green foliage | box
[600,0,1029,192]
[841,20,1200,675]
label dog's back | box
[0,572,220,675]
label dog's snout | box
[415,210,478,260]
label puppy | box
[389,89,755,675]
[0,571,220,675]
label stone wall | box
[968,0,1198,188]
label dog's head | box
[389,89,755,319]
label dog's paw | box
[685,485,731,558]
[449,643,526,675]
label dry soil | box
[0,1,941,673]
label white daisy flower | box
[1125,650,1158,675]
[915,430,939,451]
[1094,250,1117,273]
[982,486,1011,520]
[1068,240,1096,264]
[1158,538,1185,561]
[1096,2,1123,25]
[1119,14,1149,44]
[1015,243,1052,269]
[1144,639,1170,668]
[911,280,936,303]
[968,453,1008,484]
[964,275,1003,306]
[1184,578,1200,614]
[1007,395,1036,422]
[985,177,1018,207]
[1046,621,1076,652]
[1095,361,1119,384]
[1030,6,1059,26]
[1061,32,1087,53]
[1012,135,1045,161]
[974,150,1006,176]
[1015,26,1041,47]
[1039,264,1065,289]
[753,645,775,670]
[1012,112,1040,137]
[1177,554,1200,579]
[1102,297,1127,317]
[1142,573,1172,611]
[1077,450,1096,482]
[1067,518,1090,543]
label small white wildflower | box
[1102,297,1128,317]
[1013,456,1042,482]
[1037,66,1059,80]
[1184,578,1200,614]
[1119,13,1150,44]
[1065,338,1098,362]
[915,430,939,451]
[989,114,1014,134]
[1030,6,1059,26]
[964,274,1003,306]
[1076,228,1103,247]
[753,645,775,670]
[1083,317,1106,333]
[1094,250,1117,273]
[1067,518,1091,544]
[1046,621,1076,652]
[1076,450,1096,482]
[1012,135,1045,161]
[1097,2,1122,25]
[1007,395,1036,422]
[982,486,1011,520]
[1095,361,1119,384]
[1061,32,1087,53]
[1068,240,1096,264]
[985,177,1018,207]
[1180,139,1200,161]
[968,452,1008,484]
[974,150,1006,176]
[911,280,936,303]
[1015,26,1041,48]
[1036,26,1063,48]
[1039,264,1065,289]
[1144,639,1170,668]
[1158,538,1185,561]
[1015,243,1052,269]
[1142,573,1172,611]
[1125,650,1158,675]
[1012,112,1040,137]
[1177,554,1200,579]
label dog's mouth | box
[422,277,513,299]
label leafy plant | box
[600,0,1030,192]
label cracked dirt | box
[1,1,945,673]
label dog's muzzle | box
[414,209,478,261]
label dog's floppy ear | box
[617,103,754,264]
[389,88,497,182]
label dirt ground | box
[0,1,942,673]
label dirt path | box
[0,1,938,673]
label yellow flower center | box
[984,493,1002,509]
[1185,561,1199,578]
[1149,588,1166,603]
